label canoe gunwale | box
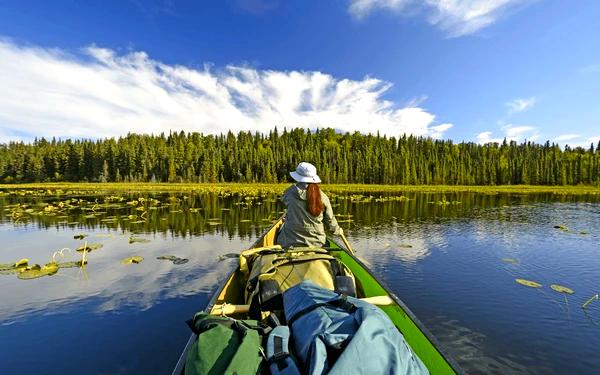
[327,237,465,375]
[170,217,282,375]
[172,216,464,374]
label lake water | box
[0,189,599,374]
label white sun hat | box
[290,162,321,183]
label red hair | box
[306,183,324,216]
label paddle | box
[339,231,355,254]
[210,295,395,316]
[338,230,372,267]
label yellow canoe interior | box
[200,218,461,374]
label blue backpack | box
[282,281,430,375]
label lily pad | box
[550,284,574,294]
[398,244,413,248]
[157,255,189,265]
[76,243,103,252]
[129,236,150,244]
[74,234,88,240]
[553,225,569,231]
[0,258,29,271]
[157,255,177,261]
[515,278,542,288]
[17,262,59,280]
[502,258,519,264]
[57,260,88,268]
[218,253,239,261]
[120,256,144,265]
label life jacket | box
[283,281,430,375]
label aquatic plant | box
[582,294,599,309]
[550,284,574,294]
[502,258,519,264]
[52,248,71,262]
[157,255,189,265]
[0,258,29,270]
[129,236,150,244]
[218,253,239,261]
[76,243,103,252]
[17,262,59,280]
[57,260,88,268]
[0,258,30,274]
[120,256,144,264]
[515,278,542,288]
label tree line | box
[1,128,599,185]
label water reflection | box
[0,230,241,323]
[1,189,600,374]
[2,190,598,238]
[431,316,547,375]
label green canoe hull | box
[172,217,463,374]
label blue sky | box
[0,0,599,146]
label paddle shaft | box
[339,231,355,254]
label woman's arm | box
[322,194,342,235]
[280,186,291,206]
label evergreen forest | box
[1,128,599,185]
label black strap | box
[188,315,271,336]
[287,294,357,327]
[268,336,290,371]
[267,313,282,327]
[330,258,342,277]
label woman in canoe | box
[277,162,343,248]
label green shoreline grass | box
[1,182,599,195]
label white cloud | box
[0,39,452,142]
[476,131,502,144]
[349,0,411,19]
[348,0,529,37]
[476,124,538,144]
[563,135,600,148]
[505,97,536,113]
[553,134,580,142]
[580,64,600,74]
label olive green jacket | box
[277,183,341,248]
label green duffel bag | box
[184,312,268,375]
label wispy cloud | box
[476,124,539,144]
[505,97,537,113]
[0,39,452,143]
[552,134,600,148]
[348,0,530,37]
[553,134,580,142]
[404,94,429,107]
[580,64,600,74]
[349,0,412,19]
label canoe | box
[172,217,463,374]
